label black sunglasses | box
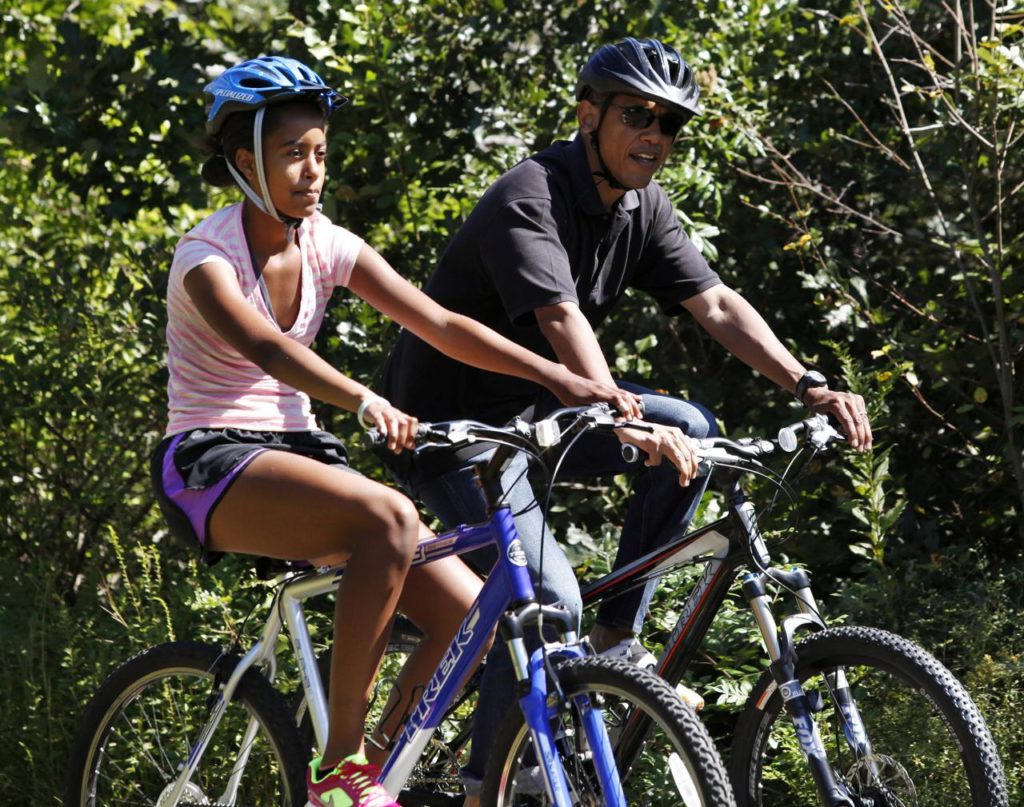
[608,103,691,139]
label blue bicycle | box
[63,406,736,806]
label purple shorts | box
[150,428,357,565]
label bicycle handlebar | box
[364,404,844,475]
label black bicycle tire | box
[481,655,736,806]
[729,625,1008,807]
[63,640,309,807]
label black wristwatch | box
[795,370,828,404]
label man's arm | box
[535,301,618,386]
[535,301,700,485]
[683,284,872,449]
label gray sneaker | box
[596,638,705,711]
[595,637,658,669]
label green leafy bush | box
[1,0,1019,802]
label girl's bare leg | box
[208,451,420,767]
[365,544,487,766]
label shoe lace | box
[340,760,391,805]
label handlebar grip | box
[362,428,386,450]
[362,423,436,450]
[620,443,642,464]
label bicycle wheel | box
[295,618,477,806]
[729,626,1008,807]
[482,655,736,806]
[64,641,308,807]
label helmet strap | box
[224,107,301,243]
[252,108,280,222]
[589,101,629,192]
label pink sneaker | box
[307,753,399,807]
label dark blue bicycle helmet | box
[574,38,700,191]
[576,38,701,117]
[204,55,347,137]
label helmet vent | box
[239,77,273,88]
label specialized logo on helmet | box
[213,89,258,103]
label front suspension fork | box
[743,569,868,807]
[503,604,627,807]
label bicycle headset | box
[575,38,702,191]
[203,55,348,239]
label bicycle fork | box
[160,595,284,807]
[743,567,870,807]
[504,603,627,807]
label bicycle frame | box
[581,475,869,806]
[166,502,627,806]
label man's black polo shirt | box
[380,135,721,425]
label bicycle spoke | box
[65,645,306,807]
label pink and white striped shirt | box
[164,203,364,435]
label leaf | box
[635,334,658,352]
[850,506,871,527]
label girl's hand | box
[361,398,419,453]
[550,368,644,421]
[616,422,701,487]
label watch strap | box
[796,371,828,403]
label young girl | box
[151,55,640,807]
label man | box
[380,37,871,800]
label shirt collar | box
[568,134,640,216]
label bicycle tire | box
[64,641,308,807]
[482,655,736,806]
[729,625,1008,807]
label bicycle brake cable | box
[747,455,801,545]
[231,572,288,654]
[535,415,593,700]
[481,436,545,516]
[744,449,828,624]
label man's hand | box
[617,422,701,486]
[550,368,645,421]
[802,387,873,450]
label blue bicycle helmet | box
[576,38,700,117]
[204,55,347,137]
[202,56,346,238]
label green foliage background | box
[1,0,1021,801]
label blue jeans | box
[403,383,717,787]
